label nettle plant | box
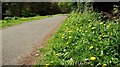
[42,11,120,66]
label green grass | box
[0,14,64,29]
[0,16,49,29]
[37,11,120,66]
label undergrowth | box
[38,11,120,67]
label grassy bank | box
[38,12,120,66]
[0,14,64,29]
[0,16,50,29]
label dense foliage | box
[2,2,61,19]
[39,12,120,66]
[2,2,120,19]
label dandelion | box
[90,57,96,61]
[89,46,93,50]
[102,64,107,67]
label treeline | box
[2,2,62,19]
[58,2,120,20]
[59,2,120,13]
[2,2,120,20]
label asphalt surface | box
[1,15,67,65]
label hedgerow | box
[39,11,120,66]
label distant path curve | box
[1,15,68,65]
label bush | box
[40,12,120,66]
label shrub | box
[40,12,120,66]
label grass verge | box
[0,14,64,29]
[37,11,120,66]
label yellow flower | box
[90,57,96,61]
[45,64,49,67]
[100,22,103,25]
[89,46,93,50]
[102,64,107,67]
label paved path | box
[1,15,67,65]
